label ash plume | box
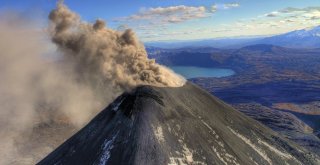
[0,2,184,164]
[0,12,104,164]
[49,2,185,91]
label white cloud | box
[110,3,310,42]
[279,7,320,14]
[154,6,320,41]
[116,5,213,24]
[211,5,218,12]
[265,6,320,18]
[222,6,320,38]
[224,3,240,9]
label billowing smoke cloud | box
[49,2,185,91]
[0,2,185,164]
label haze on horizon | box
[1,0,319,42]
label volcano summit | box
[39,83,319,165]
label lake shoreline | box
[169,66,235,79]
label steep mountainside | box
[38,83,319,165]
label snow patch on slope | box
[228,127,273,165]
[258,139,292,159]
[153,125,165,143]
[258,139,302,164]
[169,138,195,165]
[201,119,239,165]
[98,132,119,165]
[168,124,206,165]
[168,143,206,165]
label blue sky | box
[1,0,320,41]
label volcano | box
[38,83,319,165]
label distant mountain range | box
[145,37,260,49]
[145,26,320,49]
[256,26,320,48]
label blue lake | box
[170,66,235,79]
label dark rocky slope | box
[38,83,319,165]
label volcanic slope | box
[38,82,319,165]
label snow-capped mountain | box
[256,26,320,48]
[288,26,320,37]
[145,26,320,49]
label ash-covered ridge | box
[38,83,319,165]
